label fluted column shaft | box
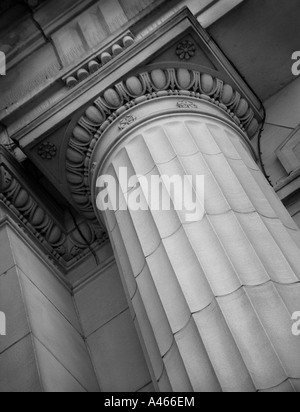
[91,98,300,392]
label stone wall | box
[74,260,154,392]
[0,203,154,392]
[0,205,99,392]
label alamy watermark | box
[0,312,6,336]
[292,51,300,76]
[292,312,300,337]
[0,51,6,76]
[96,168,205,223]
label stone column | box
[90,95,300,393]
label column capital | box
[68,61,262,219]
[64,9,264,219]
[89,93,258,198]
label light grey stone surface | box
[0,227,15,275]
[19,273,100,392]
[0,267,30,354]
[33,337,86,393]
[6,229,81,332]
[75,262,128,336]
[0,335,42,393]
[87,309,151,392]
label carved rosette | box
[38,141,57,160]
[66,67,261,219]
[176,41,196,60]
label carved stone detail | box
[0,148,108,268]
[66,67,261,219]
[119,115,137,130]
[64,32,135,89]
[176,41,196,60]
[38,141,57,160]
[0,163,65,258]
[177,100,198,109]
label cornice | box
[0,0,169,125]
[62,31,135,89]
[0,147,108,271]
[0,212,71,289]
[10,8,263,146]
[0,28,137,125]
[35,0,99,36]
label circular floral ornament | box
[38,142,57,160]
[176,41,196,61]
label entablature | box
[3,8,264,221]
[0,147,108,272]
